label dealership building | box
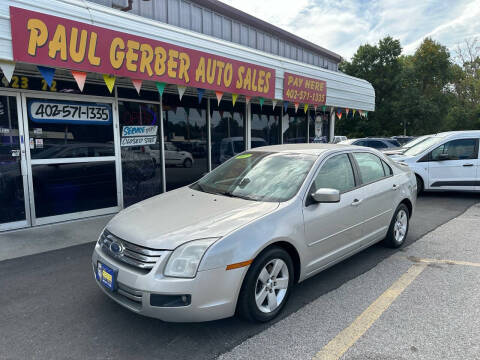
[0,0,375,231]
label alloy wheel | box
[254,258,289,313]
[394,209,408,243]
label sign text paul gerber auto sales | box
[10,7,275,99]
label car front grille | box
[99,229,165,272]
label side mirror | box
[311,188,341,203]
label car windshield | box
[191,151,316,202]
[403,136,430,149]
[403,136,447,156]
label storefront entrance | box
[0,90,122,230]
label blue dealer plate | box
[98,262,116,291]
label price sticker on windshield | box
[236,154,252,159]
[28,99,112,125]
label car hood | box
[106,187,279,250]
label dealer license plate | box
[98,262,116,291]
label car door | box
[352,152,397,243]
[427,138,479,191]
[302,152,365,272]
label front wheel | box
[383,204,410,248]
[183,158,192,168]
[237,247,294,322]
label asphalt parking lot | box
[1,192,479,360]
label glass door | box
[0,92,29,230]
[22,94,120,225]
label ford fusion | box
[92,144,416,322]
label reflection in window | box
[163,94,208,191]
[354,152,386,184]
[251,103,281,149]
[314,154,355,193]
[211,100,245,168]
[118,101,162,207]
[430,139,478,161]
[283,108,307,144]
[27,98,114,159]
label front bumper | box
[91,243,247,322]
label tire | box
[183,158,192,168]
[383,204,410,248]
[415,175,424,196]
[237,247,294,322]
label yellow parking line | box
[312,263,427,360]
[417,258,480,268]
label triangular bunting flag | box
[0,60,15,82]
[304,104,308,113]
[177,85,187,101]
[38,66,55,87]
[232,93,238,107]
[364,111,368,118]
[358,110,364,117]
[156,82,166,97]
[71,71,87,92]
[345,108,350,116]
[322,105,326,113]
[283,101,289,112]
[294,103,299,113]
[336,109,343,120]
[215,91,223,105]
[197,88,205,104]
[131,79,142,94]
[259,97,264,109]
[330,107,334,114]
[353,109,357,116]
[272,100,277,110]
[103,74,115,93]
[245,96,251,104]
[314,104,318,112]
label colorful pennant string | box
[215,91,223,105]
[197,88,205,104]
[345,108,350,116]
[131,79,142,95]
[245,96,251,104]
[294,103,299,113]
[232,93,238,107]
[72,70,87,92]
[272,100,277,110]
[177,85,187,101]
[0,60,15,82]
[259,97,264,109]
[304,104,308,113]
[336,109,343,120]
[155,82,166,97]
[283,101,289,112]
[103,74,115,93]
[38,66,55,87]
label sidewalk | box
[0,215,112,261]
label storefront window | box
[27,98,114,159]
[118,101,162,207]
[251,103,281,148]
[32,161,117,218]
[211,100,245,168]
[163,94,208,191]
[283,108,307,144]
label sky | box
[219,0,480,60]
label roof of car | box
[248,143,355,155]
[435,130,480,137]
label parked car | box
[391,136,414,145]
[383,135,432,156]
[390,130,480,194]
[145,142,194,168]
[340,138,401,150]
[332,136,347,144]
[92,144,416,322]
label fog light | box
[150,294,191,307]
[96,262,102,280]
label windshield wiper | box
[215,191,257,201]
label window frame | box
[427,138,479,162]
[351,151,394,186]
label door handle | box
[463,164,474,167]
[392,184,399,191]
[351,199,362,206]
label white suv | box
[390,131,480,193]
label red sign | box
[283,72,326,105]
[10,7,275,98]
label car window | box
[313,154,356,193]
[386,139,401,147]
[382,160,393,176]
[368,140,387,149]
[430,139,478,161]
[355,140,367,146]
[354,152,386,184]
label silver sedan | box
[92,144,416,322]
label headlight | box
[164,238,218,278]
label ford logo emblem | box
[110,241,124,255]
